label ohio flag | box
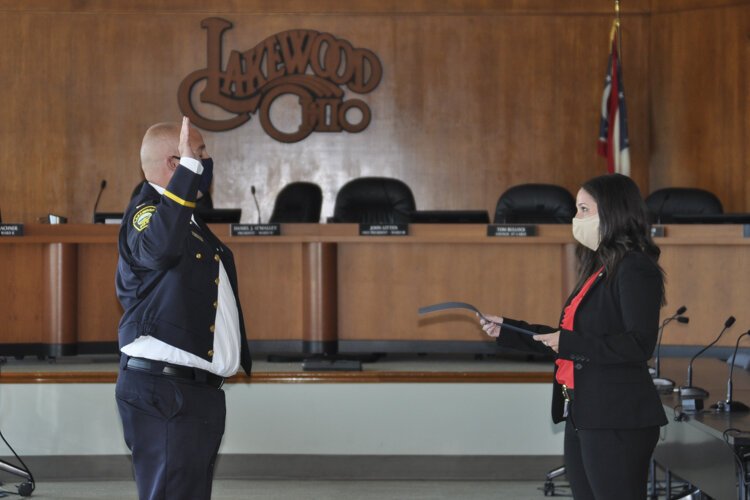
[597,27,630,176]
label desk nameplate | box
[651,225,666,237]
[231,223,281,236]
[0,224,24,237]
[359,224,408,236]
[486,224,537,237]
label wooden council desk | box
[0,224,748,357]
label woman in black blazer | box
[480,174,667,500]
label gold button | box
[213,301,218,309]
[214,254,220,262]
[214,277,220,285]
[207,350,214,357]
[209,324,215,333]
[195,253,202,259]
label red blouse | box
[555,267,603,388]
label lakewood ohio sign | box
[178,18,383,143]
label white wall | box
[0,383,563,456]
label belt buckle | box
[192,368,207,384]
[193,368,223,389]
[561,384,570,401]
[126,356,154,373]
[561,384,571,418]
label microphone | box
[652,306,689,393]
[92,179,107,223]
[655,193,671,224]
[680,316,735,405]
[251,185,261,224]
[712,330,750,413]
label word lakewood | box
[178,18,383,143]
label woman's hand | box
[533,331,560,353]
[478,314,503,338]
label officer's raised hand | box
[178,116,196,159]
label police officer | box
[115,117,251,500]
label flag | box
[597,25,630,176]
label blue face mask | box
[198,158,213,195]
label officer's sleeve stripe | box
[163,190,197,208]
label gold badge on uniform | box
[132,206,156,232]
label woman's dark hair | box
[575,174,665,302]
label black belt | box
[125,356,224,389]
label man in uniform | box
[115,117,251,500]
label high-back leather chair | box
[494,183,576,224]
[645,187,723,223]
[268,182,323,223]
[331,177,416,224]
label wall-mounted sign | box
[178,18,383,143]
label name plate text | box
[231,223,281,236]
[486,224,537,237]
[0,224,24,237]
[359,224,408,236]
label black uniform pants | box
[115,365,226,500]
[564,418,659,500]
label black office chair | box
[494,184,577,495]
[331,177,416,224]
[494,183,576,224]
[268,182,323,223]
[645,187,723,224]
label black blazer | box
[497,251,668,429]
[116,165,251,374]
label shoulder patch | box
[132,206,156,232]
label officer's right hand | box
[178,116,195,159]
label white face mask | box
[572,215,601,251]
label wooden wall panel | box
[659,244,750,348]
[649,3,750,211]
[337,242,565,343]
[2,1,747,354]
[649,0,750,14]
[0,1,652,15]
[0,1,651,225]
[228,243,305,342]
[0,245,45,344]
[76,243,122,343]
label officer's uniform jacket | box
[116,164,252,374]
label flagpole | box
[614,0,623,64]
[599,0,631,177]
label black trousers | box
[564,418,659,500]
[115,366,226,500]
